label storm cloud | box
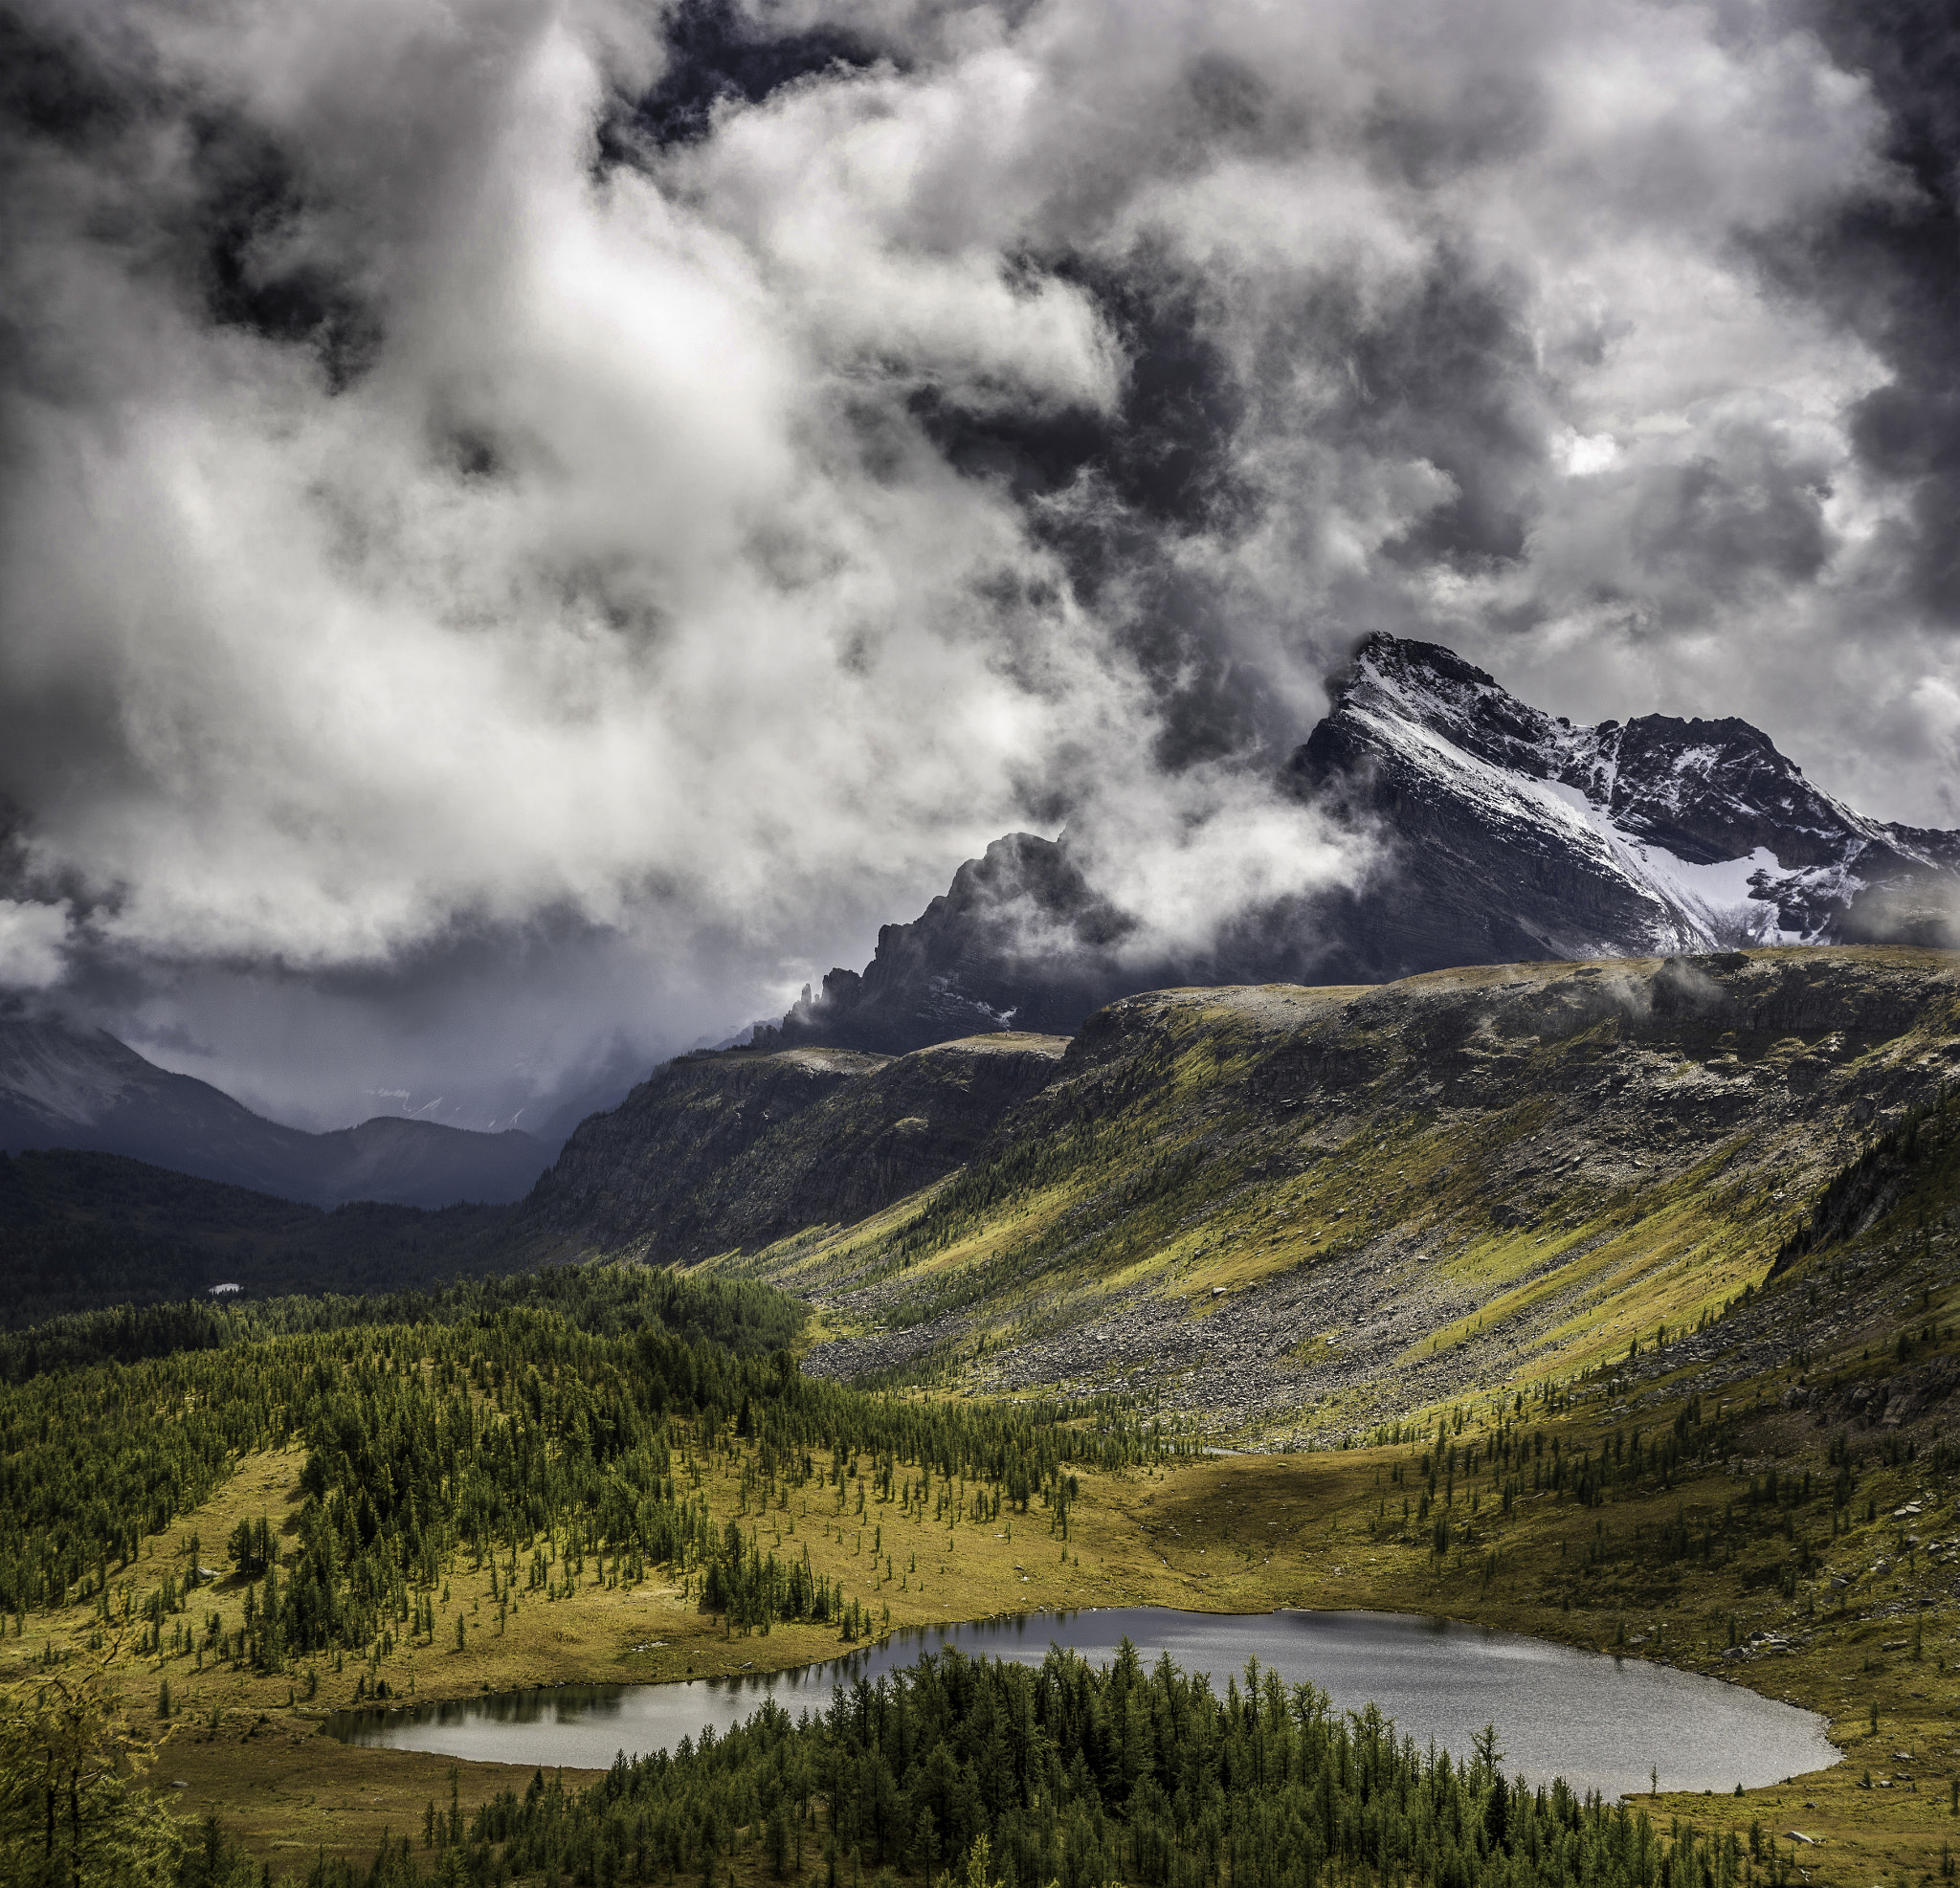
[0,0,1954,1127]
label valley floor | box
[19,1199,1960,1888]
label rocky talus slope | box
[735,946,1960,1434]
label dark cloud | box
[1345,253,1546,570]
[605,0,884,158]
[0,0,1954,1115]
[1626,427,1835,602]
[192,115,384,387]
[910,260,1247,532]
[1766,0,1960,620]
[0,7,138,149]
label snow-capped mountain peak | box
[763,632,1959,1055]
[1299,633,1960,958]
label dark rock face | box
[767,633,1960,1052]
[524,1033,1068,1260]
[0,1019,548,1208]
[1284,633,1960,973]
[755,833,1141,1055]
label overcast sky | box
[2,0,1956,1131]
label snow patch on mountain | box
[1325,633,1949,956]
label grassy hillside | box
[730,947,1960,1433]
[6,946,1960,1885]
[523,1034,1069,1261]
[0,1033,1072,1326]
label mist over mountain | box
[762,634,1960,1054]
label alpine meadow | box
[6,2,1960,1888]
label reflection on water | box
[323,1607,1838,1801]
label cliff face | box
[523,1033,1068,1260]
[758,634,1960,1054]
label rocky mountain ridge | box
[730,945,1960,1433]
[758,634,1960,1055]
[1287,633,1960,968]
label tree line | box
[0,1262,808,1386]
[0,1268,1169,1652]
[390,1642,1786,1888]
[7,1639,1801,1888]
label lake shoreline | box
[323,1603,1839,1802]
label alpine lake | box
[324,1607,1838,1803]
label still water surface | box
[324,1608,1837,1801]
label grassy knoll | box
[7,1428,1170,1864]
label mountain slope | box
[523,1033,1070,1260]
[718,944,1960,1432]
[0,1018,550,1207]
[760,634,1960,1054]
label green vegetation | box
[6,1636,1790,1888]
[0,1266,1162,1644]
[745,950,1960,1422]
[0,1262,806,1385]
[393,1644,1759,1888]
[0,1657,188,1886]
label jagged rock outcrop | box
[1287,633,1960,974]
[755,833,1139,1055]
[524,1033,1069,1259]
[760,633,1960,1055]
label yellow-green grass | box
[723,954,1955,1414]
[8,1290,1953,1888]
[1409,1185,1769,1379]
[53,1359,1958,1885]
[11,1418,1179,1860]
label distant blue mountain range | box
[0,1019,550,1209]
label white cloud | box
[0,0,1950,1109]
[0,901,71,991]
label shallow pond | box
[324,1607,1837,1801]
